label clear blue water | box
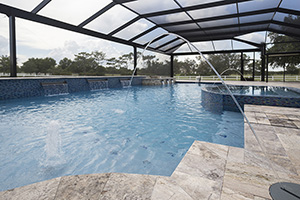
[0,84,244,191]
[209,85,300,97]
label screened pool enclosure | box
[0,0,300,79]
[1,1,300,198]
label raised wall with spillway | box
[0,76,145,100]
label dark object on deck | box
[269,182,300,200]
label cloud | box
[0,35,8,55]
[0,2,145,63]
[188,4,237,19]
[213,40,232,51]
[85,5,137,34]
[38,0,112,25]
[177,0,216,7]
[0,16,133,63]
[0,1,171,65]
[114,19,153,40]
[1,18,133,63]
[175,41,214,53]
[48,38,132,62]
[17,54,29,65]
[150,12,190,24]
[0,0,42,12]
[155,53,170,63]
[47,41,81,61]
[125,0,178,14]
[0,14,9,36]
[15,18,84,50]
[237,32,266,44]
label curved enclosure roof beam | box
[154,38,180,50]
[31,0,51,14]
[78,2,116,27]
[138,0,253,18]
[108,16,141,36]
[159,8,277,27]
[233,38,261,48]
[128,26,157,42]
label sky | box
[0,0,164,67]
[0,13,137,65]
[0,0,270,68]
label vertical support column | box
[133,46,137,76]
[240,52,244,81]
[266,55,269,83]
[283,64,286,82]
[261,43,266,81]
[170,54,174,78]
[252,52,255,81]
[9,15,17,77]
[261,55,265,81]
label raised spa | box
[201,85,300,112]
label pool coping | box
[202,84,300,98]
[1,81,300,199]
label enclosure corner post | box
[252,52,255,81]
[240,52,244,81]
[170,54,174,78]
[260,43,266,82]
[133,46,137,76]
[266,55,269,83]
[283,64,286,82]
[9,15,17,77]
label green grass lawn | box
[175,75,300,82]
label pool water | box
[210,85,300,97]
[0,84,244,191]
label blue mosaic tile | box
[88,79,109,91]
[0,77,144,100]
[201,86,300,112]
[201,88,223,113]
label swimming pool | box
[0,84,244,191]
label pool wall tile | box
[201,89,223,113]
[0,77,145,100]
[201,86,300,112]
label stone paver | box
[55,174,110,200]
[0,177,61,200]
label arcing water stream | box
[129,32,285,199]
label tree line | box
[0,51,260,76]
[267,15,300,74]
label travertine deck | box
[1,105,300,199]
